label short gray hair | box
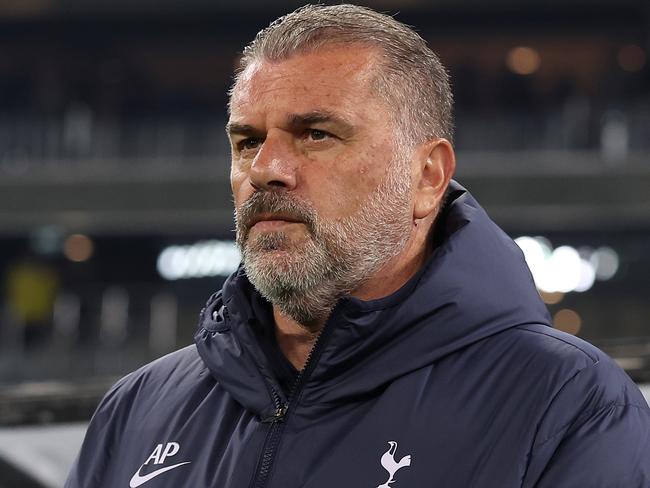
[231,4,454,146]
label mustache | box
[236,191,317,235]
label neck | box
[273,216,434,370]
[350,217,432,301]
[273,309,322,371]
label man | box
[66,5,650,487]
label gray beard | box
[235,157,412,327]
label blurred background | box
[0,0,649,485]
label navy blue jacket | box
[66,182,650,487]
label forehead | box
[229,45,386,122]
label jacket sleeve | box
[522,358,650,487]
[64,374,133,488]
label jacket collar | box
[195,181,551,417]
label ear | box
[413,138,456,220]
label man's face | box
[228,45,414,324]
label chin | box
[247,249,303,271]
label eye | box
[237,137,263,152]
[306,129,331,141]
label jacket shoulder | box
[100,345,206,414]
[65,346,210,487]
[505,323,647,408]
[507,326,650,486]
[509,323,601,367]
[120,344,205,389]
[65,346,208,487]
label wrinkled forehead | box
[228,45,384,114]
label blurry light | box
[207,245,224,276]
[553,309,582,335]
[157,240,240,280]
[534,236,553,255]
[574,259,596,292]
[618,44,646,72]
[209,241,242,276]
[540,291,564,305]
[196,243,215,277]
[515,237,616,294]
[547,246,582,293]
[171,247,189,278]
[506,46,541,75]
[184,245,203,277]
[516,236,550,290]
[157,246,181,280]
[591,247,619,281]
[63,234,94,262]
[514,236,548,290]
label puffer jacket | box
[66,181,650,488]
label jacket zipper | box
[252,386,287,488]
[249,318,336,488]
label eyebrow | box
[286,111,354,134]
[226,110,355,137]
[225,122,259,137]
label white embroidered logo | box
[129,442,191,487]
[376,441,412,488]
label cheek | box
[312,166,382,218]
[230,167,250,204]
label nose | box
[249,130,297,191]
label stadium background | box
[0,0,649,485]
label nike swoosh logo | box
[129,461,191,487]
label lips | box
[249,213,303,228]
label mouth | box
[249,213,304,230]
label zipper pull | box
[261,404,288,423]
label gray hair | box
[231,3,454,146]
